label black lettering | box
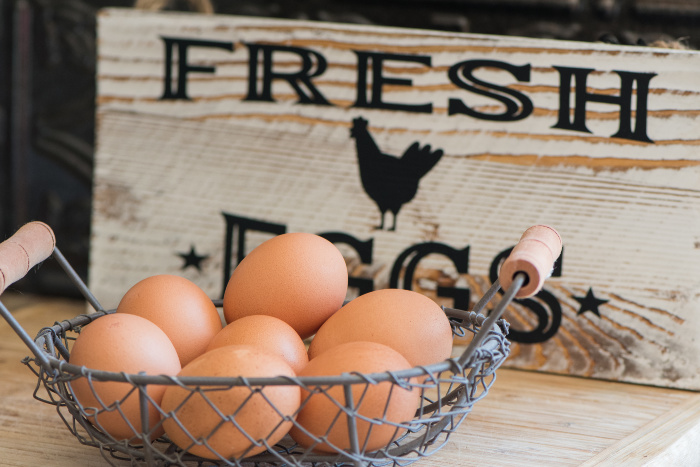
[389,242,470,310]
[160,36,234,100]
[220,212,286,297]
[489,246,564,343]
[244,43,331,105]
[447,59,533,121]
[353,51,433,113]
[319,232,374,296]
[552,66,656,143]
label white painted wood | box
[92,8,700,389]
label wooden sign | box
[91,8,700,389]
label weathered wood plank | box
[91,9,700,389]
[580,394,700,466]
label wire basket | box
[0,222,562,466]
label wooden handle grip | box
[0,222,56,293]
[499,225,562,298]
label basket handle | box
[498,225,561,298]
[454,225,561,368]
[0,221,56,294]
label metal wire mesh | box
[22,306,510,467]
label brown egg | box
[69,313,181,441]
[206,315,308,374]
[290,341,420,453]
[161,345,300,460]
[308,288,453,367]
[223,232,348,339]
[117,274,222,366]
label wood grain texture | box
[91,9,700,389]
[580,395,700,466]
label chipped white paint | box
[92,8,700,389]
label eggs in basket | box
[68,232,455,459]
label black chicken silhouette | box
[350,117,444,231]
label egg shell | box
[116,274,223,366]
[206,314,308,374]
[68,313,181,441]
[223,232,348,339]
[289,341,420,453]
[307,288,453,367]
[161,345,300,460]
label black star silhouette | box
[574,288,608,317]
[177,245,209,271]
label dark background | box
[1,0,698,296]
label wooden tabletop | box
[1,293,700,466]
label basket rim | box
[33,307,509,387]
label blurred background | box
[1,0,698,296]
